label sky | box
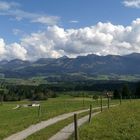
[1,0,140,60]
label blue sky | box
[1,0,140,60]
[1,0,140,42]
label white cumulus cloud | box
[0,38,6,56]
[1,19,140,60]
[0,39,27,60]
[123,0,140,8]
[7,43,27,60]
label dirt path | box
[4,105,117,140]
[4,108,91,140]
[49,104,118,140]
[48,112,100,140]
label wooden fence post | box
[100,96,103,112]
[38,105,41,117]
[82,93,85,107]
[129,96,132,102]
[120,94,122,105]
[89,104,92,123]
[107,96,110,109]
[74,114,79,140]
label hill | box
[0,53,140,79]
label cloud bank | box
[1,18,140,60]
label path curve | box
[4,108,90,140]
[4,105,117,140]
[49,104,118,140]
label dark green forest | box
[0,80,140,101]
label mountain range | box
[0,53,140,79]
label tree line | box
[0,81,140,102]
[113,83,139,99]
[0,84,58,102]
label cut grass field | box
[73,100,140,140]
[0,95,119,140]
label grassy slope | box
[0,95,116,140]
[26,100,119,140]
[75,100,140,140]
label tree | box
[121,84,130,99]
[0,89,4,105]
[113,89,120,99]
[135,82,140,98]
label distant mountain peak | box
[0,60,9,65]
[125,53,140,57]
[59,55,69,59]
[1,53,140,78]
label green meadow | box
[0,95,119,140]
[74,100,140,140]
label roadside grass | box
[26,102,118,140]
[26,110,91,140]
[70,100,140,140]
[0,96,119,139]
